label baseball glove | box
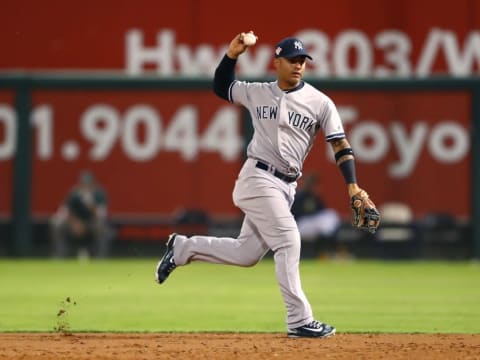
[350,190,380,233]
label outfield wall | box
[1,0,479,256]
[0,75,478,258]
[0,77,473,219]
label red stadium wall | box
[0,0,478,219]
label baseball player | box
[156,32,380,338]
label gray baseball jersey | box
[229,80,345,176]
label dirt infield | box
[0,333,479,359]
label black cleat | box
[155,233,177,284]
[287,320,336,338]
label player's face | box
[274,56,307,89]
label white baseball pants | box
[172,158,314,328]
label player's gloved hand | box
[350,190,380,233]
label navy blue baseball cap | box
[274,37,312,60]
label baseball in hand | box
[242,32,257,46]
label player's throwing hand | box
[227,31,258,59]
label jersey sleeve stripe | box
[325,132,346,141]
[228,80,237,103]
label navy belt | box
[255,161,298,183]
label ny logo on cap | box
[294,41,303,50]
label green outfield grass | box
[0,258,479,333]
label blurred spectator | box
[50,171,113,258]
[291,173,341,248]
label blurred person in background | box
[50,170,113,258]
[291,172,341,257]
[291,172,341,240]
